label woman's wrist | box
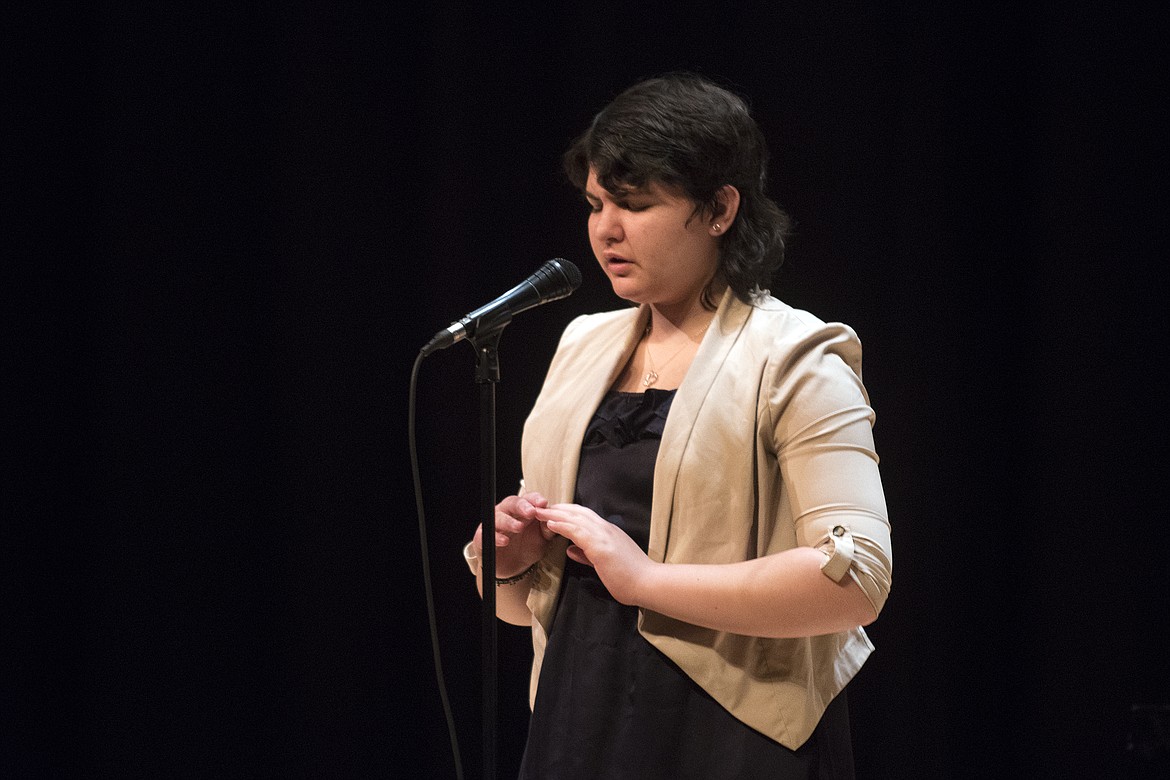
[628,559,662,608]
[463,541,538,585]
[494,561,538,586]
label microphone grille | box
[548,257,582,291]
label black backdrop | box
[10,3,1167,778]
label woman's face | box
[584,169,721,311]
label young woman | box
[464,73,892,779]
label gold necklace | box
[641,321,708,387]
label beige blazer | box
[519,288,892,750]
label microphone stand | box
[470,328,502,780]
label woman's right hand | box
[472,491,554,579]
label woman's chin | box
[607,281,645,304]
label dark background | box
[9,2,1167,778]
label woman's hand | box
[472,492,554,579]
[533,503,878,637]
[535,503,656,605]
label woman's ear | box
[710,184,742,235]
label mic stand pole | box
[471,330,502,780]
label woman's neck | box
[646,307,713,342]
[645,285,723,339]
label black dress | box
[518,389,855,779]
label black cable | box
[408,350,464,780]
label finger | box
[493,512,525,534]
[544,504,603,527]
[565,545,593,567]
[497,494,532,517]
[533,506,574,523]
[534,511,574,537]
[533,512,573,545]
[521,491,549,508]
[513,497,545,521]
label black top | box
[518,389,855,779]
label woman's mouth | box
[605,256,633,274]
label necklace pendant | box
[642,370,659,387]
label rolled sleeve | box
[769,324,893,615]
[818,524,854,582]
[813,514,892,615]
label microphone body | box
[421,258,582,356]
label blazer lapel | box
[648,290,753,561]
[526,305,648,635]
[557,306,648,502]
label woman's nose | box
[593,206,622,243]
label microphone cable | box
[408,349,465,780]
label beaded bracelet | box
[463,542,537,586]
[495,562,538,586]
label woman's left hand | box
[534,503,655,605]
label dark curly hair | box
[564,73,791,306]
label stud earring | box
[712,223,722,234]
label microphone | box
[420,258,582,356]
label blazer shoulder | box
[743,295,851,340]
[740,296,864,376]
